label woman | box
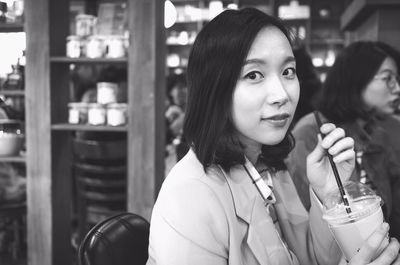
[147,9,399,265]
[287,41,400,240]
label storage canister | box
[68,102,88,124]
[105,35,126,58]
[66,36,81,58]
[87,103,106,125]
[75,14,96,37]
[107,103,127,126]
[97,82,118,104]
[86,35,104,58]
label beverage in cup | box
[322,181,389,262]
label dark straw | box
[313,111,352,214]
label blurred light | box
[325,50,336,67]
[278,0,310,19]
[164,0,177,28]
[227,3,238,10]
[312,57,324,67]
[209,1,223,20]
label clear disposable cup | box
[322,182,389,262]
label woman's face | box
[362,56,400,114]
[231,26,299,151]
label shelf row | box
[0,124,128,163]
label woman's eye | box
[244,71,264,81]
[283,67,296,78]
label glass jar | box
[66,36,81,58]
[68,102,88,124]
[75,14,96,37]
[107,103,127,126]
[87,103,106,125]
[0,119,24,156]
[86,35,104,58]
[97,82,118,104]
[105,36,126,58]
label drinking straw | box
[313,111,352,214]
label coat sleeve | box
[146,177,229,265]
[286,118,319,210]
[274,171,342,265]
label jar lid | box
[68,102,88,107]
[97,82,119,89]
[107,103,128,108]
[87,103,105,108]
[67,35,81,40]
[76,14,96,20]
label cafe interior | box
[0,0,399,264]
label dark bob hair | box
[317,41,400,123]
[183,8,295,171]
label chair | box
[77,212,150,265]
[0,202,26,260]
[72,136,128,241]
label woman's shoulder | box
[151,150,230,251]
[156,150,230,215]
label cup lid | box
[322,181,382,224]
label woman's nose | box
[265,77,289,106]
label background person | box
[287,41,400,240]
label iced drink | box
[322,182,389,261]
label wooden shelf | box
[0,90,25,96]
[0,155,26,163]
[0,22,24,32]
[51,123,128,132]
[50,57,128,64]
[167,43,193,47]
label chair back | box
[78,212,150,265]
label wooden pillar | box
[25,0,72,264]
[127,0,165,220]
[341,0,400,50]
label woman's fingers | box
[328,137,354,156]
[350,223,391,264]
[320,126,345,149]
[370,238,400,265]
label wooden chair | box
[77,212,149,265]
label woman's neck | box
[243,143,261,165]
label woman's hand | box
[306,123,355,201]
[339,223,400,265]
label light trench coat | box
[146,150,341,265]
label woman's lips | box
[261,113,290,126]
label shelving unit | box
[0,21,26,163]
[25,1,165,265]
[50,56,128,64]
[0,90,25,96]
[0,155,26,163]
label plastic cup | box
[322,182,389,262]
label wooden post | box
[127,0,165,220]
[25,0,72,264]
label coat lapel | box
[221,165,293,265]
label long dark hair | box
[317,41,400,123]
[183,8,295,171]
